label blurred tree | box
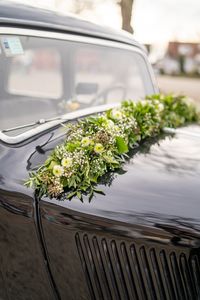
[179,55,186,74]
[119,0,134,34]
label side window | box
[7,48,62,99]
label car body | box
[0,2,200,300]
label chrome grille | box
[76,233,200,300]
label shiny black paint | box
[41,125,200,230]
[38,126,200,299]
[0,190,56,299]
[1,122,200,299]
[0,131,61,300]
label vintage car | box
[0,2,200,300]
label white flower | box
[154,100,159,105]
[157,103,164,112]
[61,157,73,168]
[140,100,147,106]
[94,143,104,154]
[107,120,115,128]
[81,137,92,147]
[53,165,64,177]
[111,109,122,120]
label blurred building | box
[155,42,200,75]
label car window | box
[73,45,148,105]
[0,34,154,133]
[8,48,62,99]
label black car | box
[0,2,200,300]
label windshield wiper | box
[0,103,119,144]
[1,116,64,133]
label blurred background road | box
[157,75,200,103]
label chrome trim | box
[0,27,157,144]
[0,103,119,145]
[0,27,144,52]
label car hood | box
[1,124,200,226]
[39,125,200,227]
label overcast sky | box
[10,0,200,45]
[134,0,200,43]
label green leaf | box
[103,155,119,166]
[66,142,80,152]
[48,160,58,169]
[93,188,106,196]
[62,178,68,187]
[89,189,94,202]
[77,191,83,202]
[116,136,128,154]
[67,191,77,200]
[89,176,98,183]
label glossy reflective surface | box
[1,123,200,299]
[0,190,55,299]
[0,131,60,300]
[42,126,200,230]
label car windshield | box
[0,33,154,134]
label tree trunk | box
[120,0,134,34]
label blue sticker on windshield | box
[1,37,24,57]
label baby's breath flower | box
[81,137,92,147]
[61,157,73,168]
[64,170,73,178]
[40,172,52,184]
[48,181,63,197]
[95,130,110,144]
[113,125,120,133]
[94,143,104,154]
[53,165,64,177]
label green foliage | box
[116,136,128,154]
[25,94,200,201]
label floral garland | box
[25,94,200,201]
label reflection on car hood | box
[41,125,200,225]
